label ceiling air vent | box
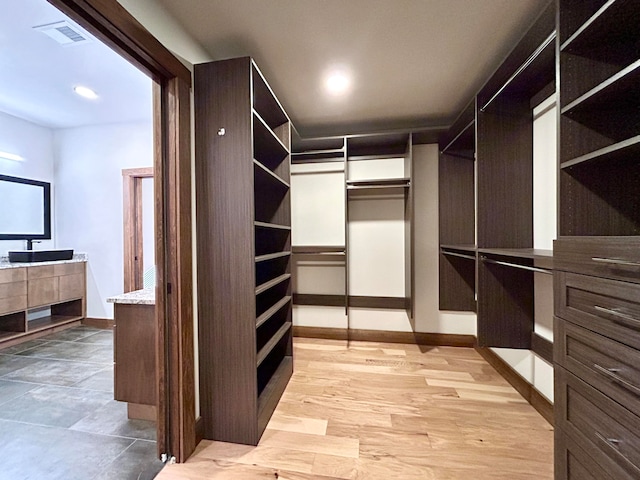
[33,20,93,47]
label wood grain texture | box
[114,303,157,406]
[477,257,534,349]
[196,57,292,446]
[157,338,553,480]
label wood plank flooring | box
[157,338,553,479]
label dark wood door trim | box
[47,0,195,462]
[122,167,153,293]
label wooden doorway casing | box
[47,0,196,462]
[123,167,154,292]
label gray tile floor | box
[0,326,164,480]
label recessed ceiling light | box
[324,68,352,96]
[0,151,24,162]
[74,85,99,100]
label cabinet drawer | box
[0,268,26,284]
[54,262,84,276]
[555,271,640,350]
[556,368,640,480]
[0,281,27,315]
[28,277,58,308]
[554,237,640,283]
[556,318,640,418]
[555,429,615,480]
[27,265,56,280]
[59,273,84,302]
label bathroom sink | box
[8,249,74,263]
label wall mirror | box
[0,174,51,241]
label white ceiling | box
[157,0,548,136]
[0,0,152,129]
[1,0,549,136]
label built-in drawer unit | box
[555,271,640,351]
[555,368,640,480]
[555,318,640,418]
[27,262,85,308]
[0,267,27,315]
[555,237,640,285]
[555,430,616,480]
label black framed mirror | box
[0,174,51,242]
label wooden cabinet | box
[195,57,293,446]
[0,261,86,346]
[554,1,640,477]
[113,303,156,407]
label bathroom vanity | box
[0,256,86,348]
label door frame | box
[122,167,154,292]
[48,0,196,462]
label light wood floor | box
[158,338,554,479]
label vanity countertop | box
[107,288,155,305]
[0,253,87,269]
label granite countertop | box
[107,288,155,305]
[0,253,88,269]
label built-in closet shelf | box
[560,0,637,52]
[256,322,292,367]
[561,135,640,169]
[254,160,290,188]
[346,178,410,191]
[253,110,289,155]
[254,221,291,231]
[255,251,291,263]
[440,120,475,159]
[440,244,477,253]
[255,273,291,295]
[441,250,476,261]
[257,355,292,425]
[561,59,640,114]
[291,149,345,162]
[196,56,292,446]
[256,295,291,328]
[292,246,345,255]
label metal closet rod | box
[480,30,556,112]
[443,250,476,261]
[481,256,552,275]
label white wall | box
[53,121,153,319]
[0,111,56,252]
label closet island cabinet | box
[195,57,293,446]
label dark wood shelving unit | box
[555,2,640,477]
[475,2,555,348]
[195,56,293,446]
[438,99,477,312]
[559,0,640,237]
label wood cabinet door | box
[58,273,85,302]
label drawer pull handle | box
[594,305,640,330]
[592,257,640,267]
[593,364,640,397]
[594,432,640,475]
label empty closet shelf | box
[442,250,476,261]
[292,246,345,255]
[255,273,291,294]
[346,178,410,190]
[255,251,291,262]
[256,322,292,367]
[256,296,292,328]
